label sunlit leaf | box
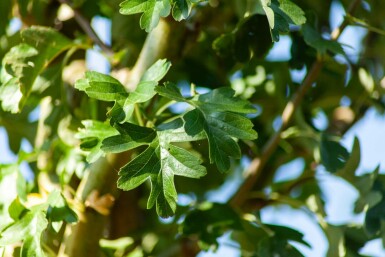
[119,0,171,32]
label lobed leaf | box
[117,121,207,217]
[158,84,258,172]
[155,82,187,102]
[303,24,344,55]
[46,190,78,224]
[192,87,256,114]
[258,0,306,42]
[119,0,171,32]
[171,0,192,21]
[141,59,171,82]
[77,120,119,163]
[0,210,48,257]
[119,0,199,31]
[118,144,161,191]
[75,71,128,102]
[0,26,75,113]
[102,122,156,153]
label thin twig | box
[58,0,114,55]
[230,0,363,208]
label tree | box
[1,0,385,256]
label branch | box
[58,0,114,55]
[230,0,363,208]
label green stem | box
[134,104,144,126]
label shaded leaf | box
[303,24,344,55]
[181,202,242,250]
[102,122,156,153]
[259,0,306,42]
[336,137,360,183]
[213,14,273,62]
[0,26,75,112]
[46,190,78,223]
[320,133,350,173]
[77,120,119,163]
[171,0,192,21]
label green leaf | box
[259,0,306,42]
[117,123,207,217]
[155,82,187,102]
[320,133,350,173]
[101,135,149,153]
[190,89,257,172]
[0,210,48,257]
[8,198,27,221]
[207,112,259,140]
[122,81,157,119]
[200,112,258,172]
[181,202,243,250]
[303,24,344,55]
[75,60,171,123]
[46,190,78,223]
[140,59,171,82]
[157,118,206,142]
[148,159,177,218]
[171,0,192,21]
[76,120,119,163]
[119,0,171,32]
[118,144,160,191]
[158,85,258,172]
[204,119,241,172]
[365,195,385,236]
[0,26,75,113]
[183,108,205,136]
[102,122,156,153]
[278,0,306,25]
[192,88,256,114]
[124,81,158,104]
[336,137,360,184]
[233,222,309,257]
[0,78,23,113]
[261,0,275,29]
[213,15,273,62]
[162,144,207,179]
[75,71,128,102]
[0,164,19,230]
[119,60,171,121]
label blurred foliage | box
[1,0,385,256]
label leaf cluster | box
[75,60,257,217]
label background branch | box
[58,0,113,55]
[230,0,363,208]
